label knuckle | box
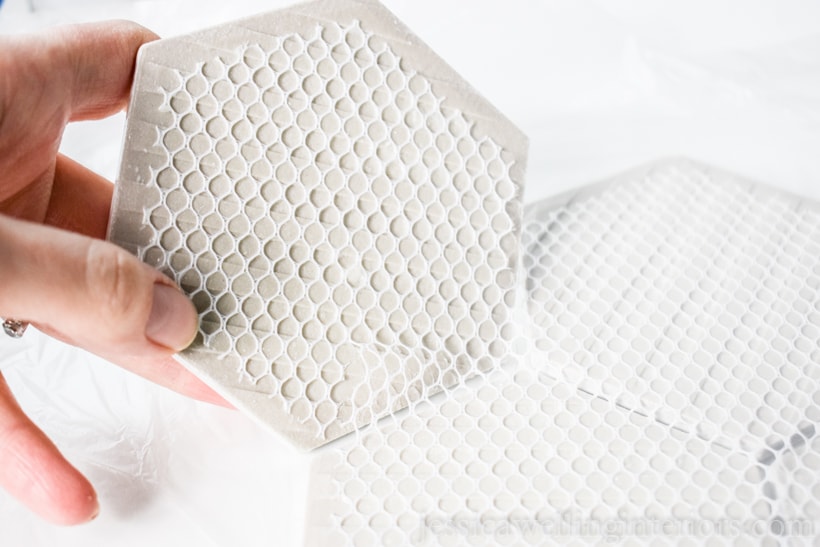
[0,217,34,315]
[0,418,30,454]
[84,241,145,323]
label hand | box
[0,21,226,525]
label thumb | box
[0,214,197,358]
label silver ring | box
[2,319,28,339]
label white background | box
[0,1,819,546]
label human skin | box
[0,21,227,525]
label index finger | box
[53,20,159,121]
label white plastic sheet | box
[1,1,819,545]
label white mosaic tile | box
[108,0,527,449]
[304,160,820,546]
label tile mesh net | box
[305,160,820,546]
[106,3,820,543]
[109,12,523,449]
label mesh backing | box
[304,160,820,546]
[105,1,820,541]
[108,0,526,449]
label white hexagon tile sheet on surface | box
[108,0,528,449]
[304,160,820,546]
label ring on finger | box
[2,319,28,339]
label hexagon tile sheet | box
[305,160,820,546]
[108,0,527,449]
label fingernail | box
[89,499,100,522]
[146,284,199,351]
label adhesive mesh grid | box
[304,160,820,546]
[108,1,526,449]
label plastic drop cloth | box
[1,1,820,546]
